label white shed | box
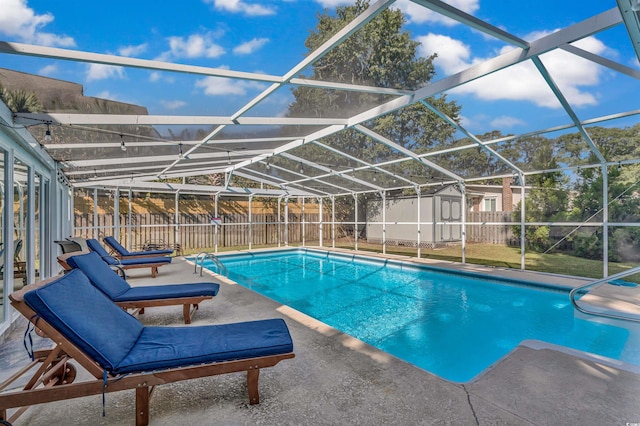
[366,185,463,248]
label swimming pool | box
[200,249,640,382]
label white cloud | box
[195,69,266,96]
[119,43,148,57]
[38,64,57,76]
[233,37,269,55]
[204,0,275,16]
[395,0,479,26]
[490,116,526,129]
[314,0,351,7]
[149,71,175,84]
[94,90,119,101]
[160,100,187,110]
[0,0,75,46]
[86,63,125,82]
[417,33,470,74]
[159,32,225,61]
[418,31,609,109]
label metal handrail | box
[570,265,640,322]
[193,252,228,277]
[193,252,208,274]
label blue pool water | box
[201,249,640,382]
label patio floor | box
[1,254,639,425]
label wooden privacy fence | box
[74,213,322,251]
[466,212,514,245]
[75,211,516,250]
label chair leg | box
[136,386,150,426]
[151,266,157,278]
[247,369,260,405]
[182,304,191,324]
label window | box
[483,198,497,212]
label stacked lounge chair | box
[85,238,170,278]
[103,235,174,259]
[0,269,294,425]
[60,251,219,324]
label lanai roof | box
[1,0,640,197]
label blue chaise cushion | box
[119,256,171,266]
[85,238,119,266]
[114,282,220,302]
[65,251,219,302]
[105,236,174,257]
[23,270,143,372]
[115,318,293,374]
[66,251,131,299]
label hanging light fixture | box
[299,162,304,174]
[93,169,98,178]
[373,171,377,182]
[227,151,232,164]
[44,123,52,142]
[266,160,271,170]
[178,143,184,159]
[120,134,127,151]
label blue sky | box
[0,0,638,138]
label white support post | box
[602,164,609,277]
[277,195,283,247]
[26,167,35,285]
[214,193,219,253]
[93,188,98,239]
[4,149,14,305]
[301,197,305,247]
[127,189,132,248]
[416,187,421,258]
[249,195,253,250]
[520,174,526,270]
[114,188,120,240]
[174,191,180,254]
[382,191,386,255]
[460,182,466,264]
[318,197,323,248]
[331,196,336,249]
[354,194,358,251]
[284,197,289,246]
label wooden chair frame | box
[0,281,294,425]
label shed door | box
[440,197,462,241]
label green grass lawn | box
[185,242,638,281]
[334,241,638,280]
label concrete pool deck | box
[1,254,639,425]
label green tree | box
[0,83,42,113]
[281,0,461,221]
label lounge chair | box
[0,270,294,425]
[54,239,83,254]
[59,251,219,324]
[0,239,28,284]
[85,238,170,278]
[104,235,175,259]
